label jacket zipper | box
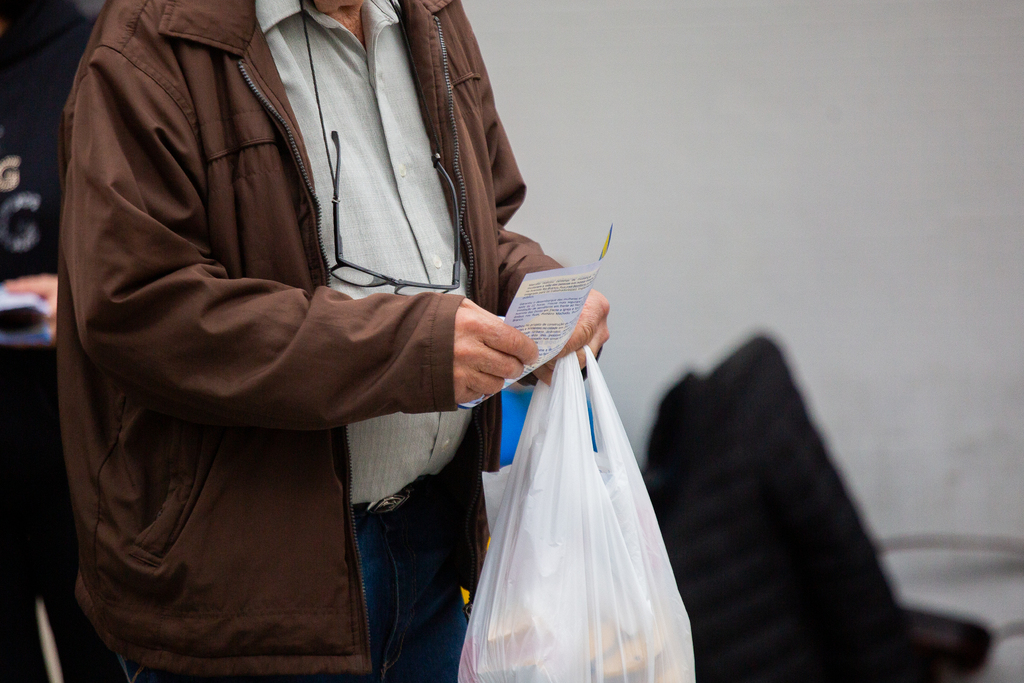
[434,16,474,300]
[237,60,331,285]
[434,14,485,610]
[242,26,482,624]
[344,428,371,649]
[240,58,371,656]
[463,413,485,613]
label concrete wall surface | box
[463,0,1024,677]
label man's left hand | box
[532,289,610,385]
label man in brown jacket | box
[57,0,608,680]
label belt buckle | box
[366,488,411,514]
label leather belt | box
[354,485,414,515]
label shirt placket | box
[369,12,457,289]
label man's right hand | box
[453,298,538,405]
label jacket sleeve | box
[59,47,462,430]
[485,81,562,314]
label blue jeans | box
[118,477,467,682]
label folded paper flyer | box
[459,227,611,408]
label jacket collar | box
[158,0,257,55]
[420,0,455,11]
[157,0,454,55]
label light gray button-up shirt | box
[255,0,471,504]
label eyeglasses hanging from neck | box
[300,0,463,295]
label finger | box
[459,368,506,400]
[483,323,538,366]
[554,316,593,360]
[3,276,59,302]
[555,290,610,359]
[3,278,43,293]
[532,364,553,386]
[454,331,527,380]
[455,299,538,366]
[455,384,486,405]
[471,345,525,381]
[584,326,609,361]
[3,274,55,286]
[454,384,486,405]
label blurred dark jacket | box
[1,3,123,682]
[645,336,924,683]
[1,0,91,431]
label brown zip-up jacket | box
[56,0,559,675]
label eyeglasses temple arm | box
[331,131,343,256]
[432,153,461,287]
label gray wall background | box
[463,0,1023,677]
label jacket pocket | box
[452,70,481,89]
[127,419,212,566]
[453,70,483,115]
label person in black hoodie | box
[0,0,122,680]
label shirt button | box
[398,163,407,177]
[433,255,443,269]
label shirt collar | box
[254,0,398,35]
[255,0,302,34]
[364,0,398,36]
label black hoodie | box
[1,0,90,277]
[1,0,90,454]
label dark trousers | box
[118,475,468,682]
[0,351,123,682]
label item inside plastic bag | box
[461,348,695,683]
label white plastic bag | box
[460,348,695,683]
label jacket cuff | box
[428,293,464,411]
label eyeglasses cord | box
[300,0,336,188]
